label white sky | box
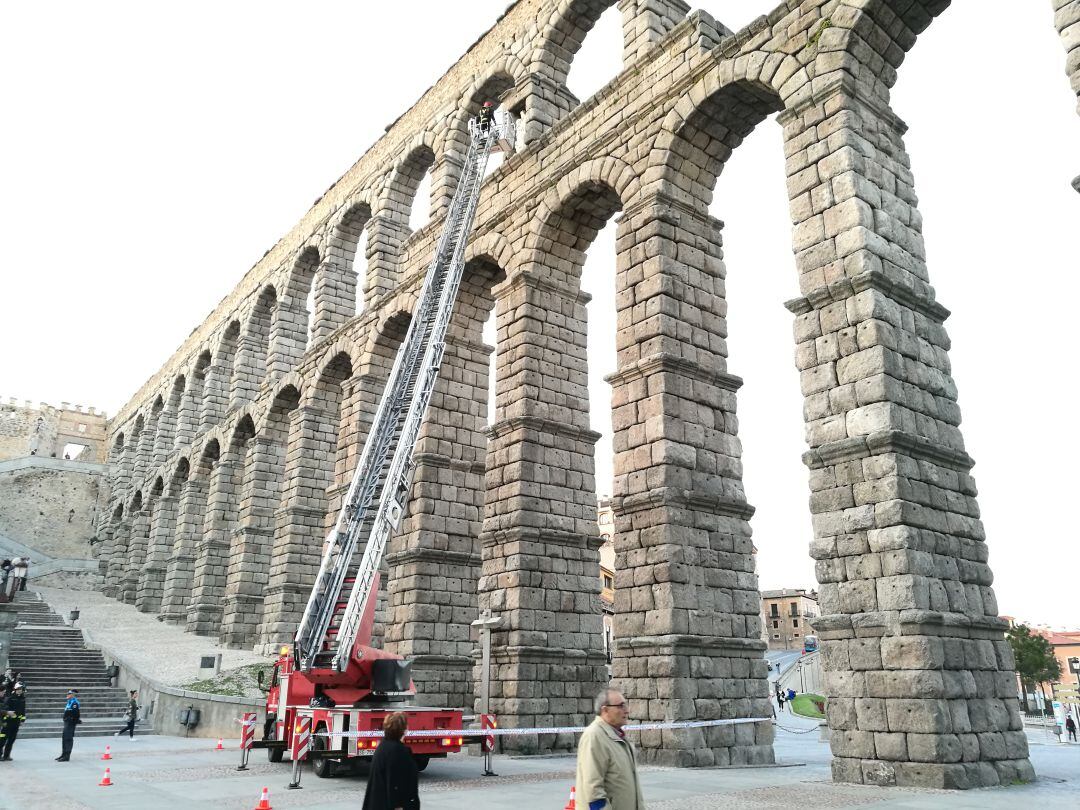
[1,2,1077,627]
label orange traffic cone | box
[252,786,272,810]
[215,738,224,750]
[101,745,112,760]
[99,767,114,787]
[563,785,576,810]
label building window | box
[789,602,798,617]
[794,633,800,638]
[78,423,87,433]
[772,620,779,629]
[769,604,778,618]
[793,619,799,628]
[602,574,613,590]
[772,634,780,640]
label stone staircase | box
[3,591,152,739]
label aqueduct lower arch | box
[93,0,1068,788]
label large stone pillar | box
[384,335,488,709]
[200,362,229,431]
[232,334,265,408]
[132,418,156,489]
[221,436,285,647]
[160,475,209,624]
[257,405,336,652]
[135,493,178,613]
[174,387,198,450]
[606,193,773,767]
[119,505,151,605]
[506,75,579,147]
[365,215,411,302]
[618,0,688,64]
[779,83,1032,788]
[101,516,130,599]
[268,296,308,377]
[311,259,356,343]
[187,451,242,634]
[477,268,608,752]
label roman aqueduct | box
[92,0,1080,789]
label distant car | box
[767,660,774,671]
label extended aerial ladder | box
[292,111,515,681]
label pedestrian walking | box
[115,690,140,739]
[56,689,81,761]
[1067,715,1077,743]
[11,558,28,592]
[776,691,785,712]
[576,689,646,810]
[361,711,420,810]
[0,683,27,761]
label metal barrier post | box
[288,716,311,790]
[237,712,256,771]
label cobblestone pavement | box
[1,715,1075,809]
[37,586,267,685]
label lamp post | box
[471,608,502,776]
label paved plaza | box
[1,716,1076,809]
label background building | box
[760,588,818,651]
[597,496,614,662]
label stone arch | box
[233,285,277,405]
[101,499,128,598]
[136,456,188,613]
[531,0,620,89]
[648,74,786,212]
[388,140,438,232]
[438,68,522,198]
[213,319,241,418]
[522,155,638,284]
[271,246,322,374]
[187,349,213,433]
[133,395,164,489]
[320,199,372,333]
[120,476,160,605]
[823,0,950,102]
[153,374,187,461]
[464,230,517,276]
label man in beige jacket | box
[575,689,646,810]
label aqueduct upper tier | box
[95,0,1046,788]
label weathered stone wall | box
[1053,0,1080,191]
[0,398,108,463]
[93,0,1037,786]
[0,456,106,565]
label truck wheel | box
[312,725,337,779]
[413,754,430,772]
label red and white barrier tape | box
[315,716,771,739]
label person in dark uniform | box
[477,100,495,130]
[56,689,80,761]
[362,712,420,810]
[0,683,27,761]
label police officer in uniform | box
[0,683,27,761]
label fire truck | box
[251,110,515,777]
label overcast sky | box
[2,2,1077,627]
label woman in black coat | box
[362,712,420,810]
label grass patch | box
[789,693,827,719]
[180,662,275,698]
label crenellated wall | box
[92,0,1041,787]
